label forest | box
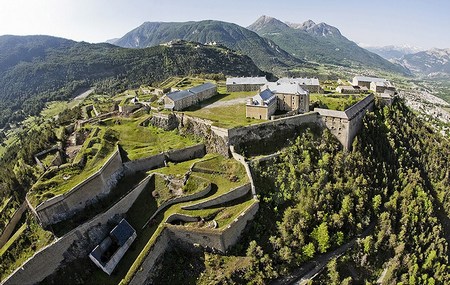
[153,98,449,284]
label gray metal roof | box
[226,76,268,85]
[372,81,394,87]
[344,94,374,119]
[277,77,320,86]
[264,82,309,95]
[110,219,136,247]
[250,89,276,106]
[189,82,216,94]
[166,90,194,102]
[353,76,386,83]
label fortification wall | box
[182,184,250,210]
[149,113,179,131]
[146,183,212,225]
[35,148,124,227]
[221,201,259,249]
[347,99,374,149]
[176,114,229,156]
[315,94,374,150]
[228,112,320,147]
[123,153,165,175]
[122,144,205,176]
[166,214,200,224]
[167,225,225,251]
[165,144,205,162]
[0,202,27,248]
[128,229,172,285]
[3,175,152,285]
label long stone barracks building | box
[226,76,268,92]
[277,77,321,93]
[246,82,310,120]
[164,82,217,111]
[352,76,396,93]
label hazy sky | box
[0,0,449,49]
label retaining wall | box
[128,229,172,285]
[166,214,200,224]
[35,147,124,227]
[182,184,250,210]
[230,147,256,196]
[0,202,27,248]
[122,144,205,175]
[228,112,320,146]
[2,175,152,285]
[144,183,212,227]
[176,114,229,156]
[315,94,374,150]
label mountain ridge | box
[247,15,410,74]
[110,19,306,73]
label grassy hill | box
[0,35,263,128]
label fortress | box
[2,76,380,284]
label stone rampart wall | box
[227,112,320,147]
[177,114,229,156]
[35,147,124,227]
[146,183,212,225]
[182,184,250,210]
[122,144,205,176]
[128,229,172,285]
[166,214,200,224]
[0,202,27,248]
[2,175,152,285]
[220,201,259,249]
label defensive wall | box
[315,94,374,150]
[182,183,251,210]
[2,175,153,285]
[32,143,205,227]
[130,200,259,285]
[0,202,27,249]
[34,147,124,227]
[122,143,205,175]
[143,180,212,228]
[152,101,374,155]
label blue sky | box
[0,0,449,49]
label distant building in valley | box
[226,76,268,92]
[370,80,396,94]
[164,82,217,111]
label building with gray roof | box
[246,89,277,120]
[89,219,137,275]
[226,76,268,92]
[164,82,217,111]
[277,77,321,93]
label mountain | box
[395,48,450,77]
[110,20,306,73]
[247,16,410,74]
[362,45,424,60]
[0,35,262,127]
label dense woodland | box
[154,99,450,284]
